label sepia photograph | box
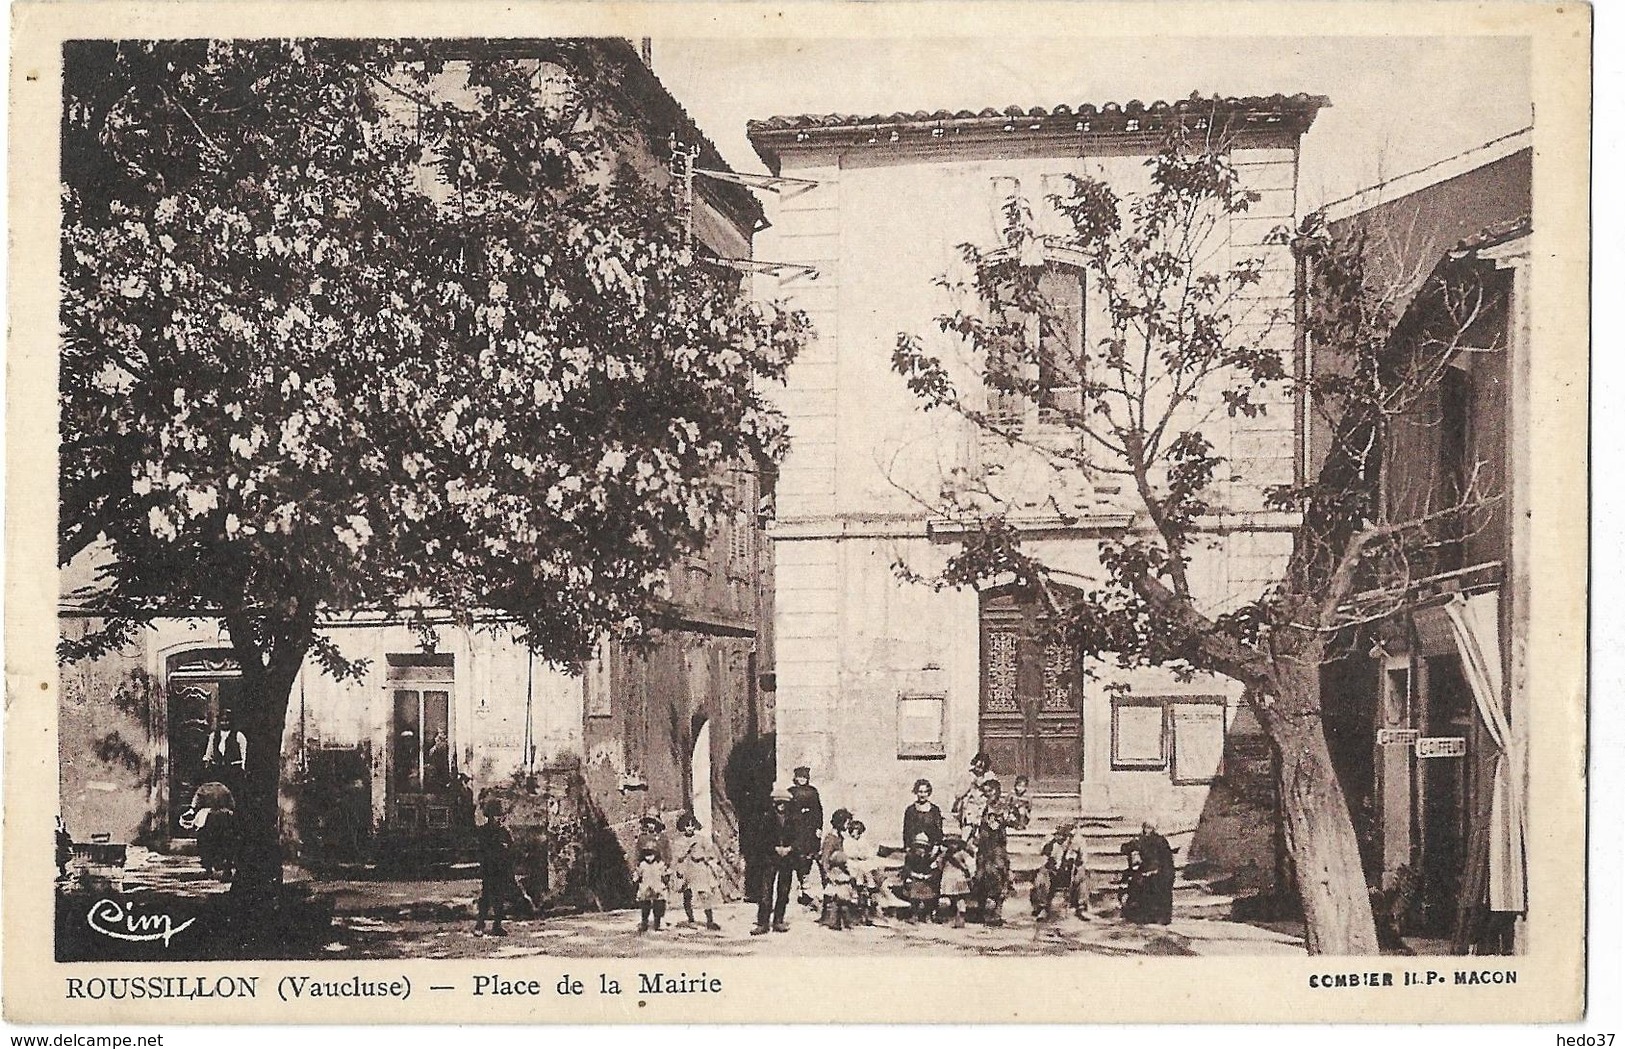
[5,0,1593,1026]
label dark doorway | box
[299,745,372,865]
[164,650,243,836]
[1418,655,1473,936]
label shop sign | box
[1377,728,1420,746]
[1415,736,1467,758]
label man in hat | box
[751,787,798,934]
[785,766,823,906]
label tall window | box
[727,466,754,568]
[1036,265,1085,420]
[986,262,1086,428]
[388,654,454,794]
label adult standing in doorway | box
[201,708,248,798]
[786,765,823,907]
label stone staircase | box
[1007,794,1239,919]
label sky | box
[651,35,1531,212]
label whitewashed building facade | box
[746,95,1326,863]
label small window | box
[586,646,612,718]
[897,691,947,759]
[1111,697,1167,770]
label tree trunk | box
[1259,670,1381,955]
[225,619,308,893]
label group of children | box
[812,810,889,930]
[630,810,728,933]
[470,796,729,937]
[894,766,1027,928]
[468,762,1108,939]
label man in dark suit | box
[751,788,798,934]
[785,765,824,906]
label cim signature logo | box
[87,897,197,947]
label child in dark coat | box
[474,796,514,937]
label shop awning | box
[1442,590,1528,913]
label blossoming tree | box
[61,38,806,884]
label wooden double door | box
[978,588,1082,795]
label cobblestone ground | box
[318,881,1307,959]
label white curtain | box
[1442,591,1527,912]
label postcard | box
[5,0,1591,1024]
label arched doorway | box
[689,718,714,831]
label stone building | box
[745,95,1325,878]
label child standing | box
[473,796,514,937]
[823,851,857,930]
[1007,775,1033,832]
[842,818,882,925]
[634,844,671,932]
[901,833,939,923]
[672,813,724,930]
[936,834,975,928]
[817,808,851,925]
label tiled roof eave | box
[747,92,1328,140]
